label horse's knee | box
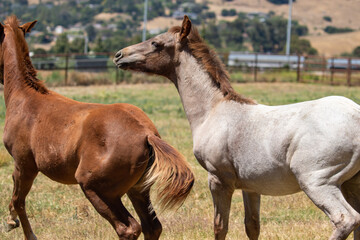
[244,216,260,240]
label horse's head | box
[0,17,37,84]
[114,15,192,80]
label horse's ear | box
[179,15,191,42]
[20,20,37,34]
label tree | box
[14,0,28,5]
[247,20,271,52]
[85,25,96,42]
[292,21,308,36]
[205,11,216,19]
[221,18,245,50]
[353,46,360,57]
[290,36,317,55]
[245,15,307,53]
[228,9,237,16]
[93,37,107,53]
[221,9,229,17]
[69,38,88,53]
[51,33,69,53]
[201,21,222,48]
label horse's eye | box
[151,41,160,48]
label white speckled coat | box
[114,15,360,240]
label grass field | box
[1,82,360,239]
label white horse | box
[114,16,360,240]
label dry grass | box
[94,13,131,22]
[1,83,360,239]
[141,17,183,32]
[303,31,360,57]
[204,0,360,34]
[203,0,360,56]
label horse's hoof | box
[5,219,19,232]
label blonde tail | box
[143,135,194,211]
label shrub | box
[267,0,296,4]
[221,9,229,17]
[353,46,360,57]
[324,26,354,34]
[205,11,216,19]
[323,16,332,22]
[229,9,237,16]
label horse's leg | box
[79,184,141,240]
[292,163,360,240]
[6,173,20,232]
[7,167,38,240]
[127,188,162,240]
[304,185,360,240]
[209,173,234,240]
[342,173,360,240]
[242,191,261,240]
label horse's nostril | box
[115,51,123,59]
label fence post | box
[115,68,119,84]
[64,53,69,86]
[254,53,258,82]
[330,57,334,85]
[347,57,351,87]
[321,56,326,81]
[296,54,301,82]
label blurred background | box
[2,0,360,86]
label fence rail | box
[30,52,120,85]
[30,52,360,86]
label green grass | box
[230,70,298,83]
[1,82,360,239]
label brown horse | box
[0,16,194,240]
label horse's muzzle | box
[115,50,123,59]
[113,50,124,68]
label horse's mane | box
[4,16,48,94]
[169,26,256,105]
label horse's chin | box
[114,59,131,70]
[116,62,145,73]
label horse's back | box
[196,96,360,195]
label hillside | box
[303,31,360,57]
[200,0,360,35]
[24,0,360,56]
[202,0,360,56]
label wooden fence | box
[30,52,360,86]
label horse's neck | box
[172,52,224,132]
[3,40,33,106]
